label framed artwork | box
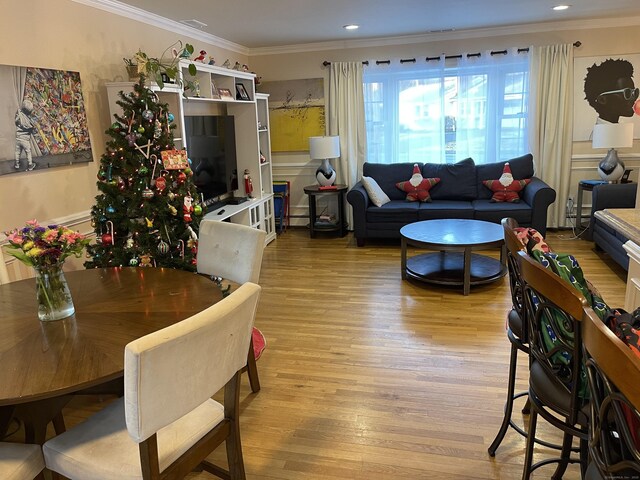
[0,64,93,176]
[211,80,220,99]
[218,88,234,100]
[573,53,640,141]
[236,83,250,101]
[257,78,325,152]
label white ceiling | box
[101,0,640,50]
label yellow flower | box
[23,240,34,251]
[26,247,44,258]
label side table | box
[576,179,607,233]
[303,184,348,238]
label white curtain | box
[528,44,574,229]
[328,62,366,229]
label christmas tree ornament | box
[139,165,148,174]
[145,217,154,228]
[142,109,154,121]
[167,203,177,216]
[102,220,114,245]
[97,169,106,181]
[111,122,120,131]
[125,237,134,249]
[168,192,176,200]
[137,126,145,134]
[117,177,126,190]
[155,175,167,192]
[184,167,193,176]
[177,240,185,258]
[193,204,202,216]
[129,257,139,266]
[177,172,187,184]
[125,132,137,146]
[142,187,154,199]
[140,254,153,267]
[157,240,169,254]
[106,205,115,214]
[154,119,162,139]
[167,113,174,122]
[183,195,194,223]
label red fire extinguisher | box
[244,169,254,198]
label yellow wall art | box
[258,78,325,152]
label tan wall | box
[0,0,247,233]
[250,24,640,226]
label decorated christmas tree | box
[85,77,202,271]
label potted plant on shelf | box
[125,41,199,94]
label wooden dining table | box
[0,267,229,444]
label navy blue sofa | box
[347,154,556,247]
[588,182,637,270]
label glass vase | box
[34,264,75,321]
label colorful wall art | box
[0,64,92,176]
[573,54,640,141]
[258,78,325,152]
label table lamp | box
[592,123,634,182]
[309,136,340,186]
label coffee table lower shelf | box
[404,252,506,293]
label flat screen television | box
[184,115,237,207]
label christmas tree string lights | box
[85,76,201,270]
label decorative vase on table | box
[34,263,75,322]
[4,220,89,323]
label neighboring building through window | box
[363,52,529,165]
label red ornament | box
[101,233,113,245]
[177,172,187,184]
[155,175,167,191]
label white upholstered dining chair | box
[42,282,262,480]
[197,219,266,393]
[0,442,45,480]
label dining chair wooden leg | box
[522,397,531,414]
[246,337,261,393]
[52,412,66,435]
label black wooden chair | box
[488,218,563,456]
[517,250,589,479]
[582,306,640,479]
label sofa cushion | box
[363,162,421,201]
[417,201,475,221]
[361,176,391,207]
[482,162,532,202]
[472,199,532,225]
[366,200,420,223]
[395,164,440,202]
[476,154,535,200]
[423,158,477,201]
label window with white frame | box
[363,51,529,165]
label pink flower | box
[26,219,39,227]
[6,231,24,245]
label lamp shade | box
[309,136,340,159]
[592,123,634,149]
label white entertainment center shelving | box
[105,60,276,244]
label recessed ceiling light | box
[553,5,570,10]
[343,24,359,31]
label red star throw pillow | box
[396,164,440,202]
[482,162,531,203]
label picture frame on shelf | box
[236,83,250,101]
[211,80,221,99]
[218,88,234,100]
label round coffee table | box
[400,219,507,295]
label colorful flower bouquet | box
[4,220,90,321]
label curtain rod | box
[322,41,581,67]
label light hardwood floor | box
[28,228,627,479]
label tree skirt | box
[253,327,266,360]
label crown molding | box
[71,0,249,55]
[248,15,640,56]
[69,1,640,58]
